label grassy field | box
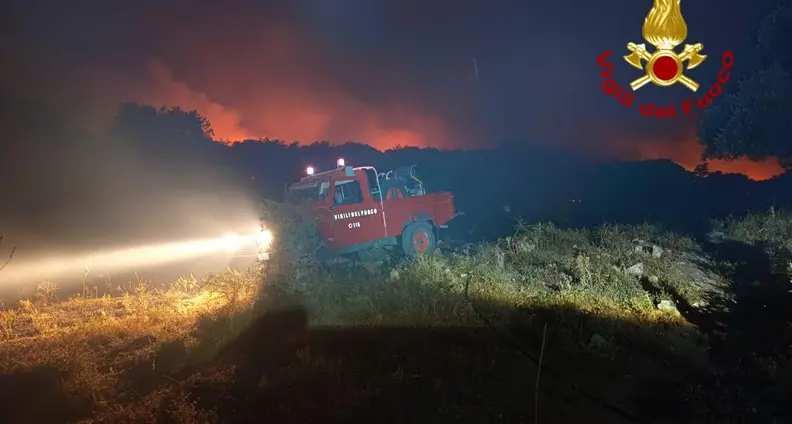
[1,211,790,423]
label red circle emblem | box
[652,56,678,81]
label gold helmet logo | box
[623,0,708,92]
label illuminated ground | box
[0,253,255,307]
[0,212,790,423]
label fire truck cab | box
[280,160,456,260]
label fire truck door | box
[306,180,333,244]
[329,178,382,248]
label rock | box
[626,263,645,276]
[651,245,663,258]
[589,333,608,349]
[706,231,726,244]
[657,299,679,314]
[677,252,729,295]
[389,269,400,281]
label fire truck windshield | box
[284,180,330,205]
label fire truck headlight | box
[256,229,274,248]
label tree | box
[693,162,710,178]
[697,1,792,168]
[111,102,215,144]
[109,102,224,166]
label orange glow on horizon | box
[136,59,442,151]
[599,124,785,181]
[633,137,784,181]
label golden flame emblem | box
[623,0,707,91]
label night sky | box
[1,0,784,179]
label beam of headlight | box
[0,232,268,283]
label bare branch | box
[0,232,16,273]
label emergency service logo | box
[596,0,734,119]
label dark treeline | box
[2,100,789,254]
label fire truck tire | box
[402,222,436,257]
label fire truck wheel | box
[402,222,436,257]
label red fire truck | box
[259,159,456,261]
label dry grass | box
[720,206,792,249]
[0,267,264,423]
[719,206,792,278]
[1,213,786,422]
